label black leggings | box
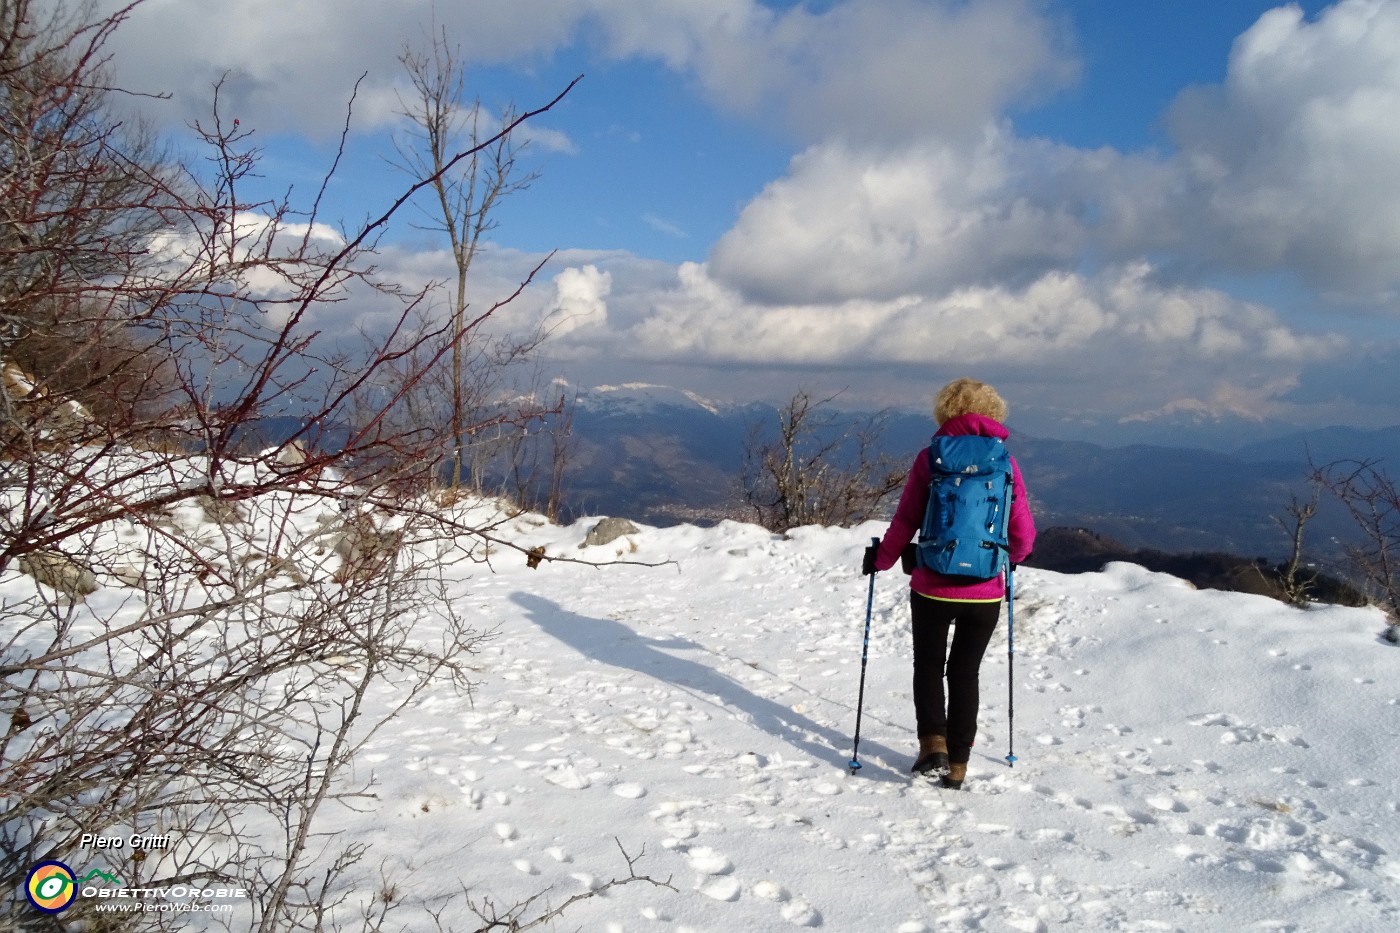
[909,593,1000,764]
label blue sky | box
[97,0,1397,441]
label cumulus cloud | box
[93,0,1400,316]
[589,0,1076,143]
[542,264,612,337]
[514,251,1358,423]
[98,0,1073,145]
[1147,0,1400,301]
[89,0,1400,425]
[544,256,1343,378]
[709,129,1088,304]
[148,212,350,329]
[696,0,1400,313]
[97,0,586,135]
[1119,377,1304,425]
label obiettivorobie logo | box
[24,859,246,916]
[25,863,125,913]
[24,861,75,913]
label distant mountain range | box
[557,383,1397,565]
[1012,404,1400,457]
[563,383,763,523]
[240,382,1396,567]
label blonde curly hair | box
[934,377,1008,426]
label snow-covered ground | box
[8,495,1398,931]
[336,512,1398,932]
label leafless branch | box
[741,388,904,533]
[0,3,609,929]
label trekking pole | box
[1005,563,1018,768]
[849,537,879,774]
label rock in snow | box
[582,516,640,548]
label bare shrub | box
[390,27,571,499]
[1270,480,1323,607]
[1314,458,1400,642]
[0,2,643,929]
[741,389,905,533]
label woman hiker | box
[862,378,1036,790]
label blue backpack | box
[915,435,1014,580]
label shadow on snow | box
[510,591,906,780]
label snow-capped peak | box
[579,382,724,415]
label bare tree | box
[0,3,641,930]
[393,26,544,491]
[741,389,905,533]
[0,0,183,427]
[1272,480,1322,606]
[490,375,576,521]
[1314,458,1400,642]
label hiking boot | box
[911,734,950,775]
[941,761,967,790]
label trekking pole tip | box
[848,759,862,774]
[1005,754,1018,767]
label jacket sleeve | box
[1007,455,1036,565]
[874,450,929,572]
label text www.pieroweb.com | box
[92,899,234,914]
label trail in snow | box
[9,493,1392,931]
[329,514,1398,932]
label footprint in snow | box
[781,899,821,926]
[656,816,698,840]
[699,877,741,901]
[752,881,789,902]
[545,767,590,790]
[687,847,734,875]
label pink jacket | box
[873,413,1036,600]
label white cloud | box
[589,0,1076,143]
[541,265,612,337]
[709,129,1087,304]
[99,0,1072,146]
[702,0,1400,313]
[1149,0,1400,301]
[98,0,586,136]
[547,256,1342,371]
[93,0,1400,316]
[524,253,1353,421]
[1119,377,1304,425]
[86,0,1399,425]
[642,214,688,239]
[149,212,349,329]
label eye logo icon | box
[26,861,77,913]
